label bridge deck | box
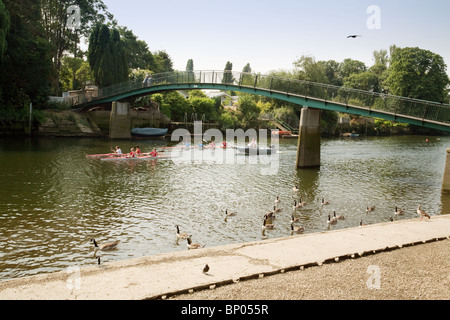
[72,71,450,133]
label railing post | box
[212,71,215,84]
[253,75,258,90]
[286,80,290,97]
[269,78,273,93]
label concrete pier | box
[442,149,450,194]
[296,107,321,168]
[109,101,131,139]
[0,215,448,300]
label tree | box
[0,0,52,110]
[40,0,113,94]
[222,61,234,84]
[293,55,327,83]
[385,47,449,102]
[88,23,127,87]
[186,59,194,72]
[153,50,174,73]
[118,26,155,70]
[242,63,252,73]
[339,58,367,79]
[0,0,9,62]
[343,72,380,93]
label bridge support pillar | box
[442,149,450,194]
[296,107,321,168]
[109,101,131,139]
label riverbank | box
[169,238,449,300]
[0,215,448,300]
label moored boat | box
[131,127,168,138]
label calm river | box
[0,134,448,280]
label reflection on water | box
[0,135,448,280]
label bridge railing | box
[73,70,450,125]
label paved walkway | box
[0,215,449,300]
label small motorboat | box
[236,146,275,155]
[131,127,168,138]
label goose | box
[359,219,368,226]
[176,225,189,240]
[225,209,237,216]
[91,238,120,251]
[292,200,303,210]
[417,205,430,220]
[203,264,210,274]
[273,205,282,213]
[290,222,304,233]
[274,196,281,204]
[327,214,337,225]
[366,206,375,213]
[321,198,330,205]
[262,217,275,229]
[291,215,300,223]
[293,185,299,193]
[299,198,307,206]
[186,236,205,249]
[333,211,345,220]
[293,200,303,210]
[394,206,405,216]
[264,211,276,220]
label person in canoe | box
[111,146,122,155]
[128,148,137,158]
[135,146,142,156]
[150,148,158,157]
[222,141,227,148]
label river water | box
[0,134,448,280]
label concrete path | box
[1,215,449,300]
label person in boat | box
[150,148,158,157]
[248,138,257,148]
[128,148,137,158]
[222,141,227,148]
[111,146,122,155]
[135,146,142,156]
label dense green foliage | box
[88,24,128,87]
[0,0,9,62]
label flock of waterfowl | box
[89,184,431,266]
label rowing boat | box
[100,154,175,161]
[86,153,123,159]
[236,146,275,155]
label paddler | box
[128,147,137,158]
[111,146,122,155]
[150,148,158,157]
[135,146,142,155]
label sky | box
[101,0,450,75]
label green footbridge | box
[73,70,450,133]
